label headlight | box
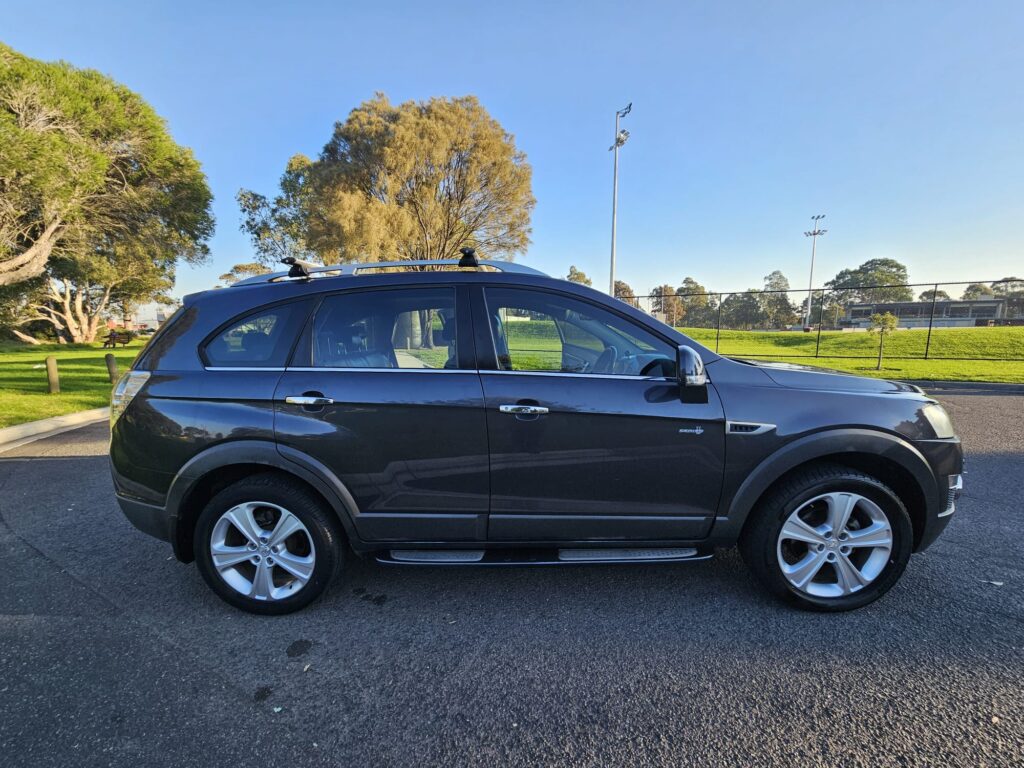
[922,403,955,439]
[111,371,150,427]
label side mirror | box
[677,345,707,387]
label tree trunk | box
[876,333,884,370]
[419,309,434,348]
[0,219,63,287]
[11,329,41,345]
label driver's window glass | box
[484,288,675,376]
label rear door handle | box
[499,404,549,415]
[285,396,335,406]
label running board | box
[378,547,712,566]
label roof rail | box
[231,258,547,286]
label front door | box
[475,286,725,542]
[274,285,489,543]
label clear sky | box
[5,0,1023,298]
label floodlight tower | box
[803,214,827,327]
[608,102,631,295]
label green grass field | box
[0,340,144,429]
[503,322,1024,383]
[1,325,1021,430]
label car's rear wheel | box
[194,474,343,615]
[739,464,913,612]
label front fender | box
[711,428,940,542]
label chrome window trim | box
[285,366,467,373]
[204,366,287,372]
[203,366,677,381]
[481,369,676,382]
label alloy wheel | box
[776,491,893,599]
[209,501,316,601]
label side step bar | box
[379,547,712,566]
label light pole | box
[609,102,631,295]
[803,214,827,327]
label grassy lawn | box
[679,326,1024,383]
[1,324,1021,429]
[503,321,1024,383]
[0,340,145,429]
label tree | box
[0,43,213,286]
[17,236,178,343]
[720,290,765,330]
[825,259,914,304]
[238,94,534,266]
[868,311,898,370]
[992,277,1024,297]
[218,262,272,288]
[961,283,994,300]
[918,289,951,302]
[613,280,636,305]
[760,270,798,329]
[566,265,592,286]
[677,277,716,327]
[651,284,684,326]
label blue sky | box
[5,0,1023,298]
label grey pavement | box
[1,393,1022,767]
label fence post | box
[45,355,60,394]
[924,282,939,359]
[715,294,723,353]
[814,289,825,358]
[104,353,119,384]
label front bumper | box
[916,472,963,551]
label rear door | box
[474,285,725,542]
[274,285,489,543]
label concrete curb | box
[0,407,110,454]
[905,380,1024,394]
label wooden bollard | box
[45,355,60,394]
[105,353,118,384]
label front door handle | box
[285,395,335,406]
[499,404,549,415]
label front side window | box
[312,288,459,369]
[484,287,676,377]
[203,302,307,367]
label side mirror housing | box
[677,345,707,387]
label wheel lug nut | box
[267,557,274,565]
[816,543,825,552]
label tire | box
[738,463,913,612]
[194,473,343,615]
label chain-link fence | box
[619,279,1024,361]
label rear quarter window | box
[202,300,310,368]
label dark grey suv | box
[110,256,963,614]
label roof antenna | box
[281,256,316,278]
[458,247,479,269]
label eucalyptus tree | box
[239,94,535,266]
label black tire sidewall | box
[194,477,341,615]
[756,474,913,612]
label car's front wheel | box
[739,464,913,612]
[194,474,343,615]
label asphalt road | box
[1,392,1022,767]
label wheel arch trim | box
[165,440,362,560]
[712,428,940,541]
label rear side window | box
[312,288,459,369]
[203,302,308,367]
